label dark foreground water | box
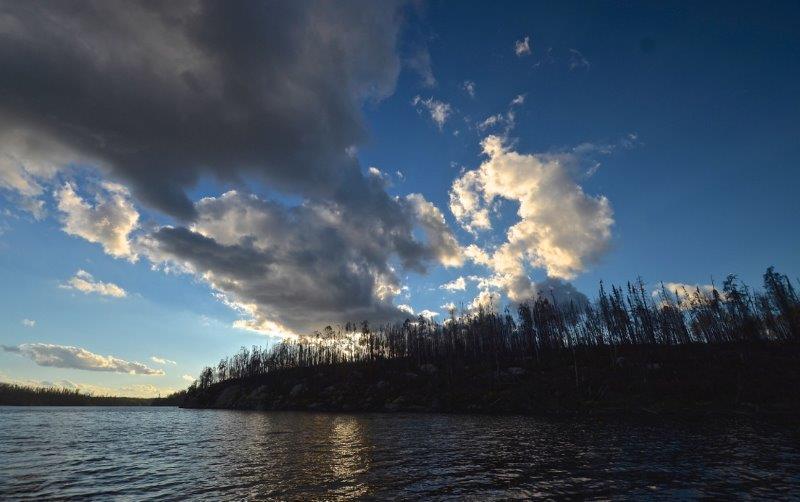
[1,407,799,500]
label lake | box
[1,407,799,500]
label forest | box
[192,268,798,385]
[0,383,186,406]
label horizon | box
[1,1,799,398]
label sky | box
[1,1,798,397]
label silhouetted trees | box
[189,267,800,391]
[0,383,186,406]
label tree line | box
[189,267,799,393]
[0,382,186,406]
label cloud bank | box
[3,343,164,375]
[0,0,407,219]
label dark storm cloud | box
[0,0,402,218]
[1,0,466,336]
[139,191,458,334]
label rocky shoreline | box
[181,344,800,416]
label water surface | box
[1,407,798,500]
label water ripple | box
[1,407,799,500]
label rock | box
[214,385,241,408]
[375,380,388,390]
[508,367,526,376]
[289,383,306,398]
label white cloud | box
[21,318,35,328]
[510,94,526,106]
[515,36,531,57]
[61,270,127,298]
[2,343,164,375]
[404,194,463,267]
[478,114,504,131]
[0,130,82,219]
[412,96,452,130]
[569,49,590,71]
[182,374,195,383]
[469,289,501,311]
[462,80,476,98]
[418,309,439,320]
[440,302,457,311]
[55,182,139,261]
[397,304,414,315]
[367,166,390,186]
[0,372,176,397]
[450,136,613,301]
[150,356,177,365]
[440,276,466,291]
[139,190,460,337]
[653,282,726,308]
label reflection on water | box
[1,407,799,500]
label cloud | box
[404,194,463,267]
[0,372,175,397]
[412,96,452,130]
[2,343,164,375]
[61,270,127,298]
[569,49,591,71]
[151,356,177,365]
[510,94,526,106]
[462,80,476,98]
[21,318,35,328]
[653,282,726,308]
[418,309,439,320]
[138,190,460,336]
[478,114,504,132]
[0,2,475,337]
[0,130,76,219]
[55,182,139,261]
[469,289,501,311]
[182,374,195,383]
[515,36,531,57]
[450,136,613,301]
[532,277,590,309]
[441,302,457,311]
[397,304,414,315]
[0,1,404,219]
[407,48,437,88]
[440,276,467,291]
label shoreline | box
[180,343,800,417]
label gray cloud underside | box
[140,190,458,334]
[0,0,402,219]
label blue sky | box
[1,1,798,396]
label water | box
[1,407,798,500]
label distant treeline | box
[189,266,799,394]
[0,383,186,406]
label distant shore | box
[180,343,800,416]
[0,383,184,407]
